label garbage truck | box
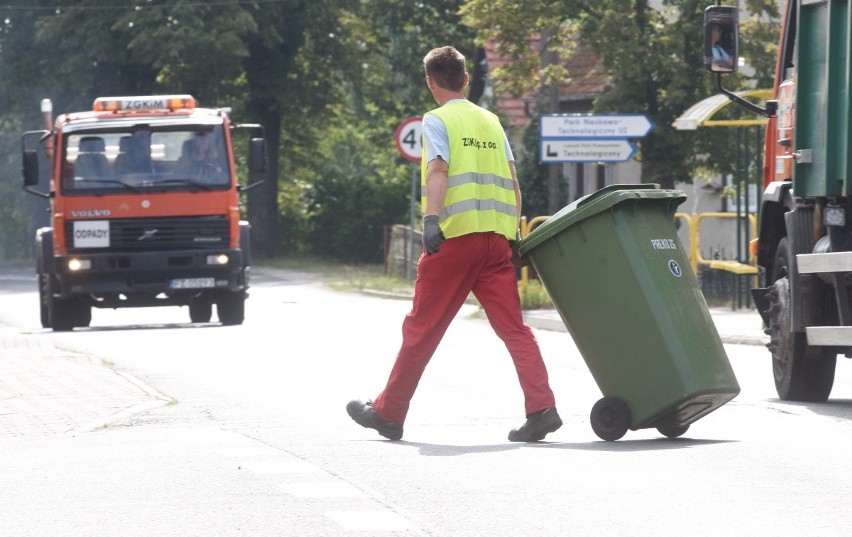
[704,2,852,402]
[22,95,266,330]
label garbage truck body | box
[705,1,852,401]
[22,95,266,331]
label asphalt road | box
[2,265,852,536]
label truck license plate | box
[170,278,215,289]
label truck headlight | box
[824,205,846,227]
[206,254,229,265]
[68,258,92,271]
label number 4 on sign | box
[395,116,422,163]
[402,129,417,149]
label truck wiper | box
[77,178,142,193]
[157,178,213,190]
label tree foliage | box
[0,0,781,263]
[461,0,780,189]
[0,0,476,263]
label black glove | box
[509,231,529,269]
[422,215,445,255]
[509,240,529,269]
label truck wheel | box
[49,296,77,332]
[767,239,835,401]
[38,273,51,328]
[590,396,631,441]
[217,291,245,326]
[189,302,213,323]
[74,301,92,328]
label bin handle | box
[576,183,660,208]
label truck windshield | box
[61,126,229,192]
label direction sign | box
[541,114,654,139]
[540,140,637,163]
[395,116,422,162]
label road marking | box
[326,511,416,531]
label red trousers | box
[372,232,556,425]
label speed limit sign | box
[395,116,422,162]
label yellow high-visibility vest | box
[422,101,518,240]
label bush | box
[518,279,553,310]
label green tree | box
[0,0,478,264]
[278,0,478,262]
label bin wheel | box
[590,397,631,441]
[657,423,689,439]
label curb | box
[522,310,769,347]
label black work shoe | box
[346,400,403,441]
[508,408,562,442]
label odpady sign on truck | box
[21,94,267,331]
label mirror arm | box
[715,73,777,118]
[238,180,265,193]
[24,186,51,199]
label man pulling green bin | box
[518,184,740,441]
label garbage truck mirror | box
[704,5,738,73]
[249,138,267,174]
[22,150,39,187]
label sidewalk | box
[0,326,171,438]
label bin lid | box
[518,183,687,257]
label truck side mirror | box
[22,150,40,187]
[704,5,738,73]
[249,138,267,174]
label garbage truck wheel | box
[590,396,630,441]
[768,238,835,402]
[189,301,213,323]
[657,423,689,439]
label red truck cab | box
[22,95,266,331]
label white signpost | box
[540,140,637,163]
[539,113,654,163]
[541,114,654,139]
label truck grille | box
[66,216,230,253]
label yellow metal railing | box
[675,212,758,275]
[519,215,550,285]
[518,212,758,286]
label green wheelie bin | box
[518,184,740,441]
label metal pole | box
[407,165,417,283]
[735,129,743,309]
[741,128,751,308]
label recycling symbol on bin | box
[668,259,683,278]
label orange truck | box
[21,95,266,331]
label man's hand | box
[422,215,445,255]
[509,230,530,269]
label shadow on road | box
[767,398,852,421]
[398,441,522,457]
[538,437,738,452]
[394,436,737,456]
[29,322,222,334]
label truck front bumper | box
[51,248,247,305]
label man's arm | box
[424,157,449,217]
[509,160,521,233]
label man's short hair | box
[423,46,466,92]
